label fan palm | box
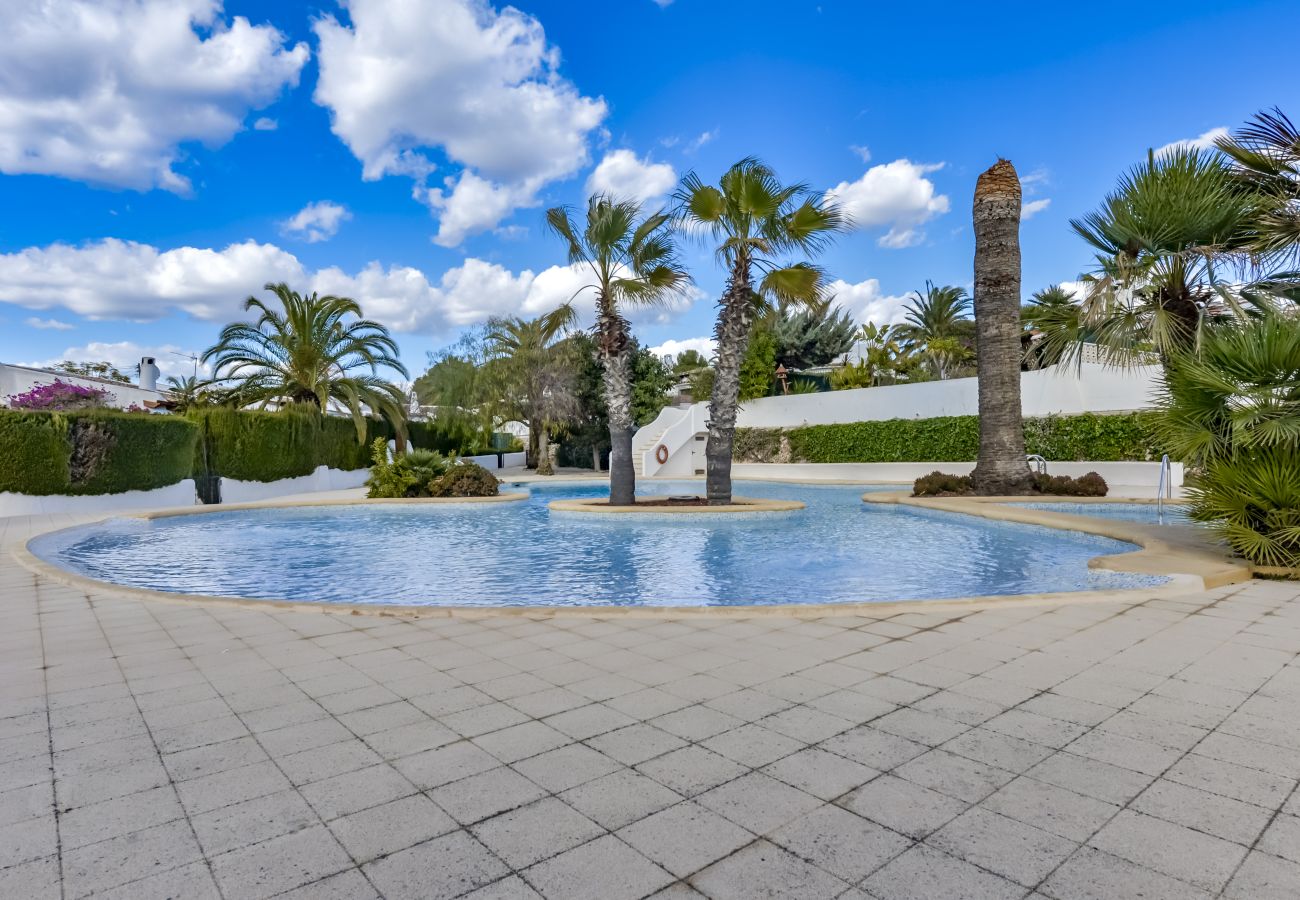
[202,283,408,440]
[1021,284,1085,368]
[1069,147,1261,366]
[675,157,846,503]
[1216,107,1300,270]
[482,305,580,475]
[897,282,973,378]
[1156,314,1300,567]
[546,194,689,503]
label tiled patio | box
[2,518,1299,898]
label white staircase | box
[633,403,709,478]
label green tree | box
[202,282,408,440]
[896,282,974,379]
[1069,147,1260,365]
[52,360,133,383]
[546,194,688,503]
[675,158,846,503]
[771,302,857,369]
[670,348,709,375]
[1216,107,1300,272]
[482,306,580,475]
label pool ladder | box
[1156,454,1171,524]
[1025,454,1047,475]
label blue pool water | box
[31,481,1167,607]
[1009,502,1192,526]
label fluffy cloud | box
[585,150,676,204]
[280,201,352,243]
[1021,198,1051,221]
[0,238,703,337]
[649,337,715,361]
[313,0,606,245]
[827,160,950,249]
[253,117,279,131]
[24,317,74,331]
[826,277,913,326]
[0,0,307,192]
[1157,127,1228,155]
[22,341,208,380]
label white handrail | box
[1025,454,1047,475]
[1156,454,1171,523]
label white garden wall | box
[0,480,198,518]
[735,361,1162,429]
[220,466,370,504]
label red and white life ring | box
[655,444,669,464]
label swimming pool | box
[1009,501,1192,526]
[30,481,1167,608]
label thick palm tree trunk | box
[970,159,1034,495]
[603,349,637,505]
[536,424,554,476]
[705,268,754,505]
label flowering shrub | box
[6,380,113,411]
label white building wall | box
[735,361,1162,429]
[1,363,168,410]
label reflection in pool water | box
[31,481,1168,607]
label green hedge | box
[189,407,383,483]
[737,412,1166,464]
[0,409,198,496]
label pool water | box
[1009,502,1192,526]
[31,481,1168,608]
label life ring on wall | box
[655,444,670,464]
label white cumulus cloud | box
[650,337,715,361]
[585,150,676,204]
[24,317,74,331]
[22,341,209,380]
[826,277,912,326]
[313,0,607,245]
[1021,198,1051,221]
[0,0,307,193]
[0,238,704,338]
[827,159,950,249]
[1157,127,1228,155]
[280,201,352,243]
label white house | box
[1,358,169,410]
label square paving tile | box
[636,745,747,797]
[616,801,752,877]
[429,766,548,825]
[1088,809,1248,892]
[363,830,510,900]
[761,747,879,801]
[559,770,683,831]
[522,834,673,900]
[840,773,968,839]
[191,789,317,856]
[471,798,604,869]
[688,839,847,900]
[327,793,457,863]
[769,805,910,882]
[863,843,1025,900]
[510,743,621,793]
[928,807,1078,886]
[696,771,823,835]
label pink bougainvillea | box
[6,379,114,411]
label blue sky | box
[1,0,1295,381]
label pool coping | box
[861,492,1250,589]
[547,496,805,514]
[11,483,1237,620]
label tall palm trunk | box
[598,295,637,505]
[536,423,554,476]
[603,349,636,504]
[705,265,754,505]
[970,159,1034,495]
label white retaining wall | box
[731,461,1183,490]
[736,361,1162,429]
[220,466,370,504]
[0,480,198,518]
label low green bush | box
[738,412,1164,465]
[428,463,499,497]
[365,439,498,498]
[0,408,197,496]
[911,470,1108,497]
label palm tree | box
[164,375,213,413]
[1068,147,1259,366]
[855,322,911,386]
[896,282,973,378]
[1021,284,1084,368]
[202,283,408,440]
[969,159,1033,495]
[546,195,689,503]
[482,305,579,476]
[1216,107,1300,271]
[675,158,846,504]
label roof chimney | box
[139,357,160,391]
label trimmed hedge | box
[189,407,382,483]
[0,408,198,496]
[736,412,1166,464]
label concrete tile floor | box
[2,512,1299,898]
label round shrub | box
[428,463,500,498]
